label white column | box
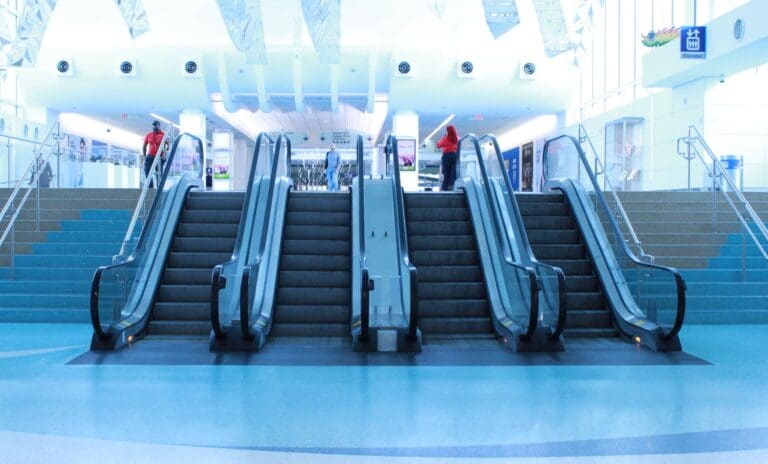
[232,137,250,190]
[180,109,207,183]
[392,111,419,191]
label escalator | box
[517,193,616,338]
[405,192,494,341]
[270,191,352,339]
[148,191,243,336]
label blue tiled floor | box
[2,324,768,463]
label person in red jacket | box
[436,124,459,191]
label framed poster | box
[521,142,534,192]
[397,138,416,171]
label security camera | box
[184,61,198,74]
[397,61,411,75]
[120,61,133,74]
[56,60,70,73]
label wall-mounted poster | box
[502,147,520,191]
[397,139,416,171]
[521,142,534,192]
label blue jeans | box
[326,168,339,191]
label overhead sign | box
[680,26,706,59]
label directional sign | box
[680,26,706,59]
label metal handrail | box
[678,125,768,260]
[457,133,540,339]
[115,123,174,260]
[210,132,274,340]
[355,135,371,342]
[578,124,653,263]
[90,133,204,341]
[384,135,419,341]
[478,134,568,338]
[545,134,686,340]
[241,133,292,339]
[0,123,61,258]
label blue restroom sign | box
[680,26,706,59]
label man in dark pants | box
[142,121,166,187]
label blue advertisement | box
[502,147,520,191]
[680,26,706,59]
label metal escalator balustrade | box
[90,133,205,350]
[542,133,685,350]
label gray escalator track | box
[404,192,495,344]
[148,191,244,337]
[269,191,352,342]
[517,192,617,339]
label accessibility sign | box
[680,26,706,59]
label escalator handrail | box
[240,133,292,339]
[477,134,568,338]
[457,133,539,338]
[355,135,371,341]
[384,135,419,341]
[90,133,205,341]
[210,132,274,339]
[543,134,686,340]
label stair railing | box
[114,123,175,262]
[355,135,372,342]
[677,125,768,262]
[457,133,540,339]
[544,134,686,341]
[578,124,653,264]
[384,135,419,342]
[0,122,62,279]
[240,133,292,340]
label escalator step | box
[149,320,211,336]
[278,270,350,288]
[527,229,581,245]
[280,254,351,271]
[181,209,241,224]
[565,309,612,328]
[274,305,350,323]
[418,282,486,299]
[518,203,569,216]
[276,287,351,305]
[162,268,213,285]
[408,235,476,251]
[185,195,245,210]
[156,284,209,302]
[417,299,490,318]
[285,211,350,226]
[406,221,474,236]
[515,193,564,204]
[416,265,483,283]
[153,302,209,321]
[529,244,586,260]
[411,250,479,266]
[288,196,351,213]
[271,322,348,337]
[520,216,575,229]
[545,259,593,275]
[418,317,493,334]
[176,223,239,238]
[283,225,350,240]
[281,240,350,256]
[406,207,470,222]
[568,292,606,309]
[565,276,599,292]
[166,252,233,268]
[173,237,236,253]
[404,193,467,209]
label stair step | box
[417,299,490,318]
[417,265,483,283]
[278,271,350,288]
[156,285,209,302]
[166,252,232,269]
[270,322,349,337]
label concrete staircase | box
[603,191,768,323]
[0,188,141,322]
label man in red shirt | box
[142,120,166,187]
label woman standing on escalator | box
[437,125,459,191]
